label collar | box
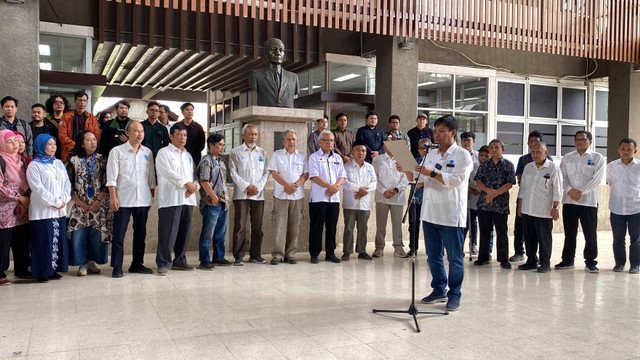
[124,141,142,153]
[350,159,366,168]
[535,158,551,169]
[241,143,259,152]
[576,148,593,157]
[168,143,185,153]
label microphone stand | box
[372,150,447,333]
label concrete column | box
[0,1,39,120]
[374,37,419,133]
[607,62,640,160]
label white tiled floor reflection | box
[1,231,639,359]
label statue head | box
[264,38,285,65]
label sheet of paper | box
[383,140,418,172]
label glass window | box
[311,64,326,93]
[329,63,374,93]
[39,34,86,73]
[497,122,524,155]
[529,123,557,156]
[530,85,558,118]
[223,99,232,125]
[595,90,608,122]
[418,73,453,109]
[562,88,586,120]
[560,125,585,156]
[594,127,607,157]
[456,113,488,148]
[455,76,487,111]
[497,82,525,116]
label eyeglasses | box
[320,139,335,143]
[54,101,65,105]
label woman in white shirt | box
[27,134,71,282]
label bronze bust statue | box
[249,38,300,108]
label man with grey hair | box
[229,124,269,265]
[249,38,300,108]
[268,129,308,265]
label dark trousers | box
[232,199,264,259]
[157,205,194,268]
[0,228,11,278]
[111,206,150,269]
[477,211,509,263]
[2,224,30,275]
[523,215,553,267]
[408,203,422,252]
[610,212,640,268]
[562,204,598,266]
[464,208,478,247]
[513,199,525,255]
[308,202,340,258]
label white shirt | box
[372,153,408,206]
[518,159,563,218]
[560,149,605,208]
[420,143,473,227]
[607,158,640,215]
[308,149,346,203]
[342,159,377,210]
[155,143,199,208]
[268,148,307,200]
[229,143,269,201]
[26,160,71,221]
[106,142,156,208]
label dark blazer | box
[249,66,299,108]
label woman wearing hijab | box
[66,131,112,276]
[27,134,71,282]
[0,130,30,286]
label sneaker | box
[215,258,233,266]
[473,259,490,266]
[471,245,479,255]
[630,266,640,274]
[310,256,319,264]
[394,249,408,258]
[129,264,153,274]
[372,248,383,258]
[554,261,575,270]
[0,278,11,286]
[445,298,461,312]
[420,292,447,304]
[171,263,196,270]
[87,261,101,274]
[157,267,168,276]
[270,258,281,265]
[585,264,599,273]
[233,258,245,266]
[518,262,537,271]
[77,265,88,277]
[326,255,341,263]
[286,257,297,264]
[249,256,266,264]
[537,265,551,273]
[406,250,415,257]
[509,254,525,262]
[613,264,624,272]
[358,253,373,260]
[500,261,512,269]
[198,262,215,270]
[341,253,350,261]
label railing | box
[108,0,640,63]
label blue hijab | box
[33,134,57,164]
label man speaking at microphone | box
[415,115,473,312]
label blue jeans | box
[423,221,465,300]
[68,227,108,266]
[610,212,640,267]
[198,202,228,263]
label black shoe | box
[270,258,281,265]
[500,261,512,269]
[310,256,319,264]
[171,263,196,271]
[129,264,153,274]
[326,255,341,263]
[285,257,297,264]
[341,253,350,261]
[198,262,215,270]
[249,256,267,264]
[14,271,32,278]
[406,250,415,257]
[215,258,233,266]
[537,265,551,273]
[473,259,490,266]
[358,253,373,260]
[518,262,537,271]
[36,277,49,283]
[112,268,124,278]
[49,273,63,280]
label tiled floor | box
[1,231,639,359]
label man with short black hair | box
[30,104,52,140]
[141,101,170,158]
[355,110,385,163]
[59,91,100,161]
[159,104,175,133]
[101,99,131,159]
[386,115,410,148]
[308,114,328,155]
[177,102,206,166]
[1,96,34,157]
[332,112,355,164]
[407,113,434,158]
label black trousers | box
[513,199,525,255]
[308,202,340,258]
[523,215,553,267]
[0,228,11,278]
[157,205,194,268]
[561,204,598,266]
[111,206,150,269]
[477,211,509,263]
[3,224,30,276]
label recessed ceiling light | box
[418,81,436,87]
[39,62,52,70]
[333,74,360,82]
[39,44,50,56]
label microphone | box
[422,143,440,149]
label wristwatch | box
[393,187,399,193]
[430,170,437,178]
[552,205,559,209]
